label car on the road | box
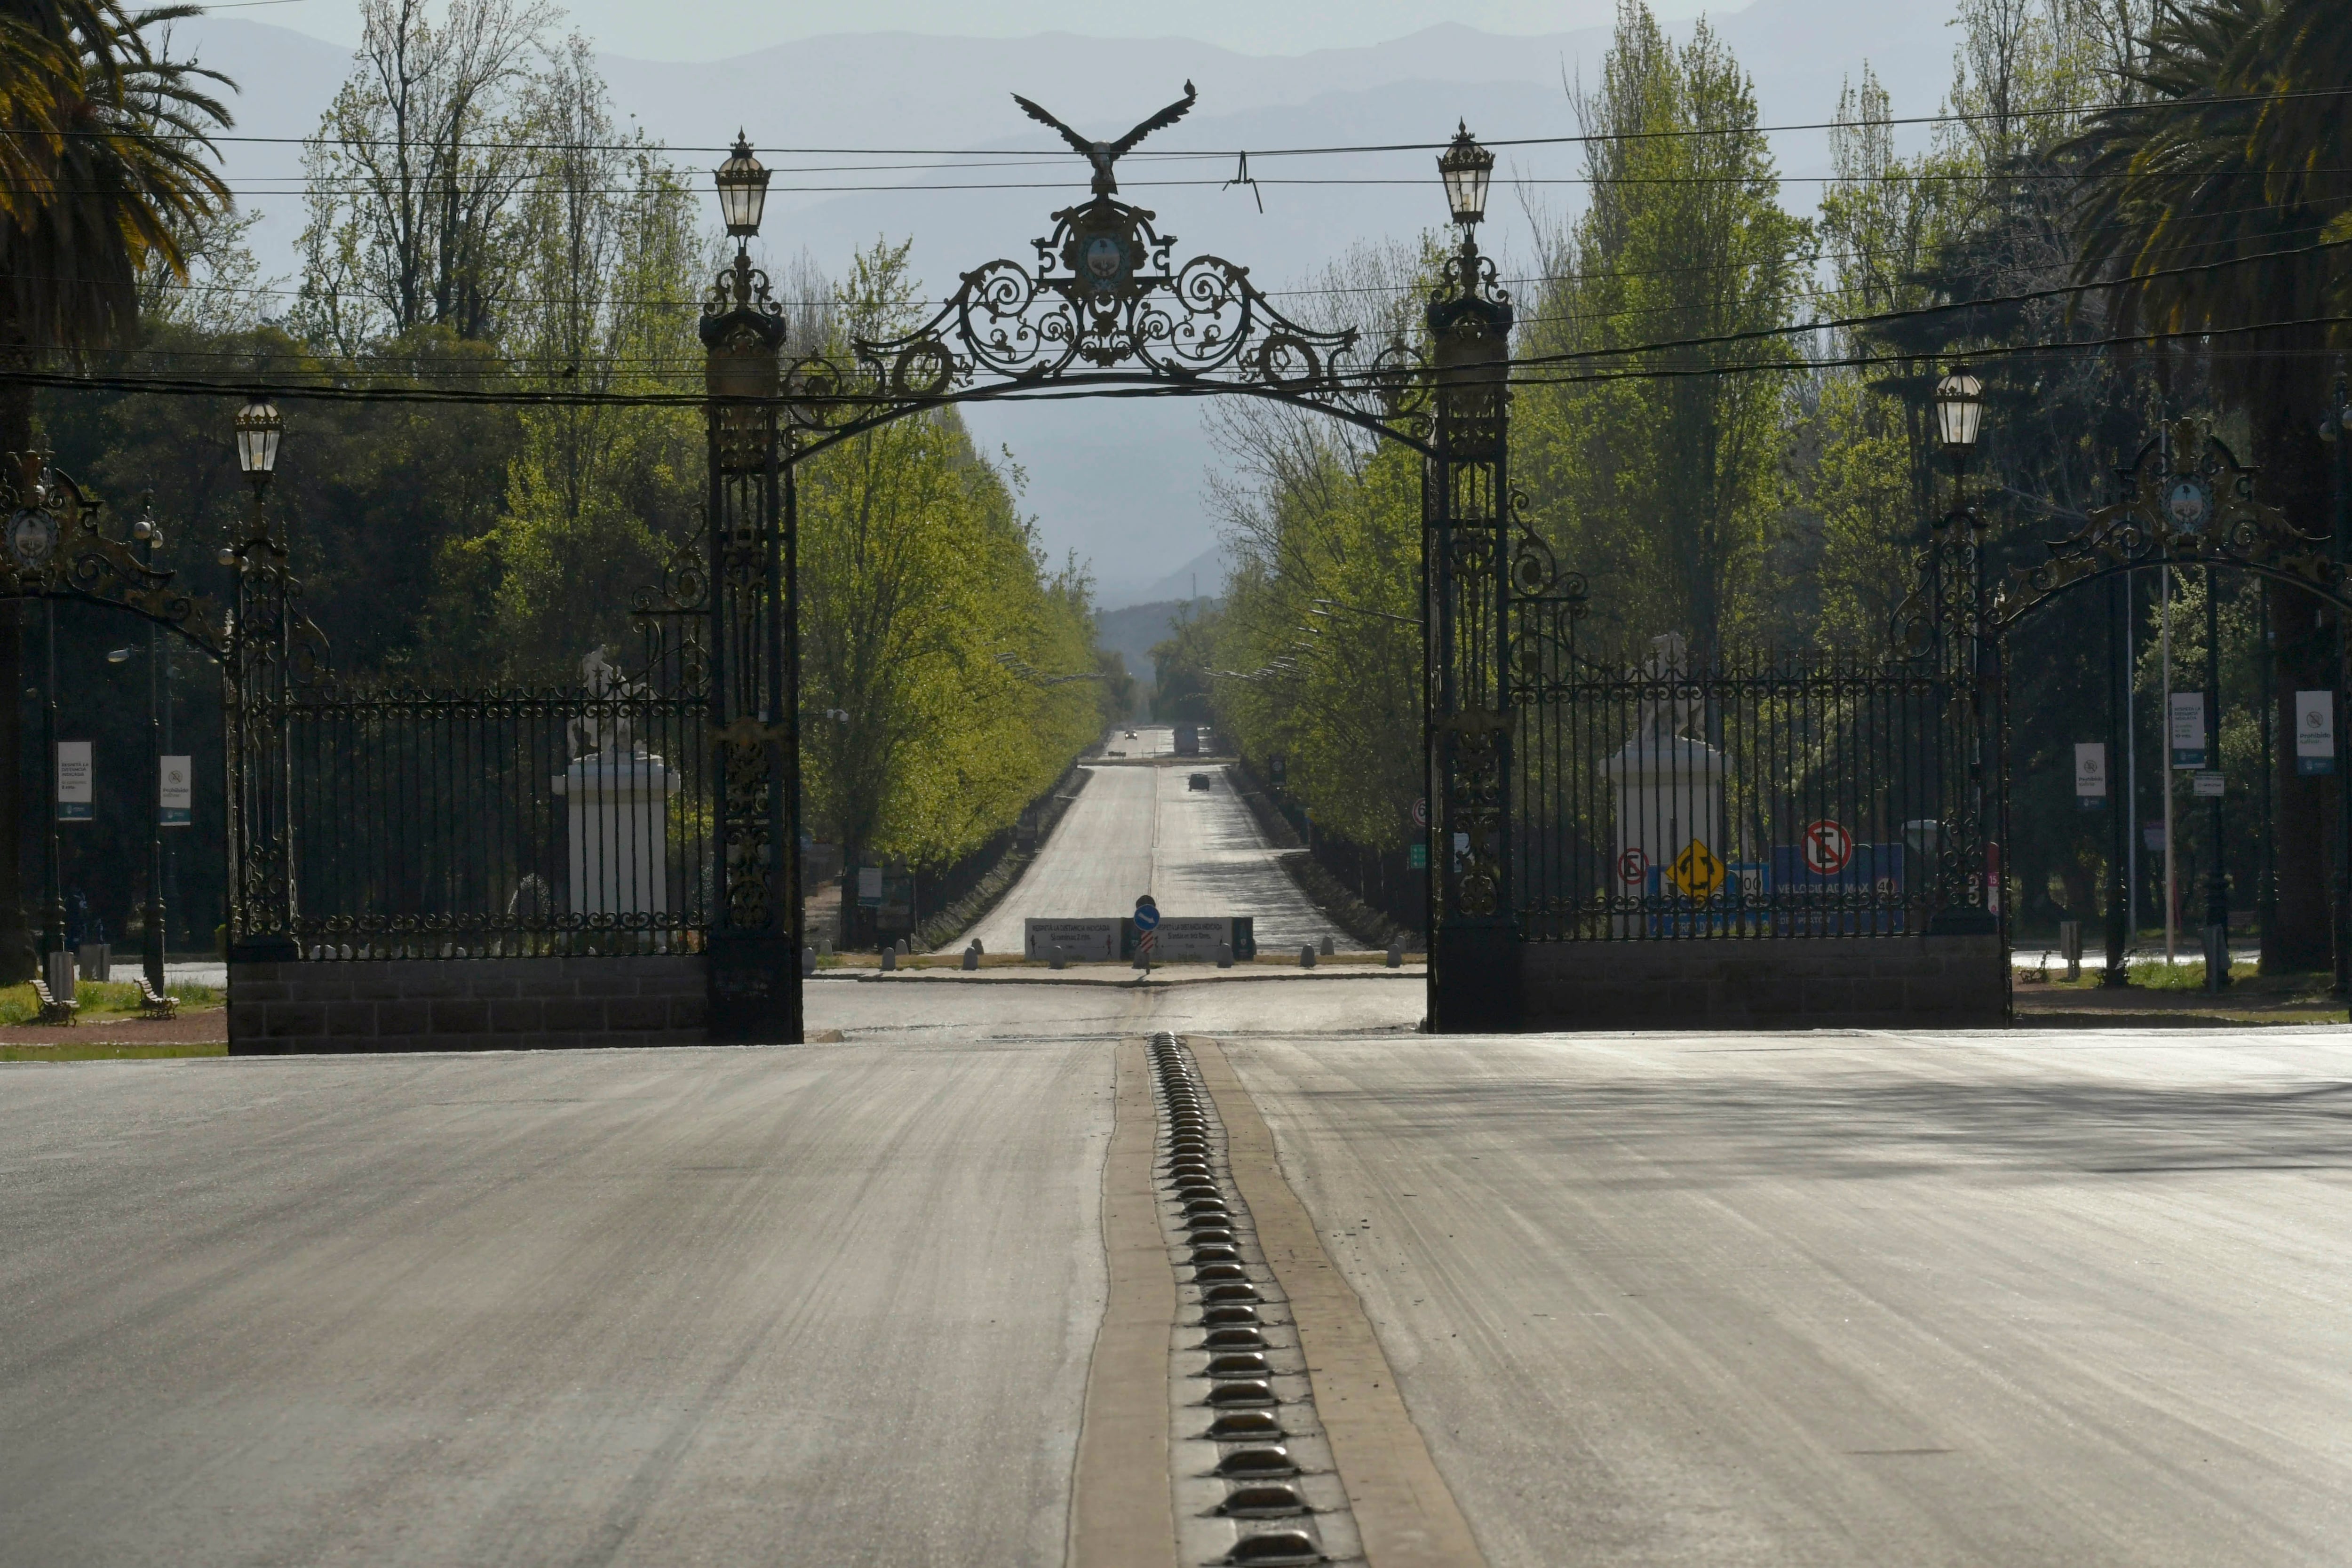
[1186,772,1211,791]
[1123,729,1137,738]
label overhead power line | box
[10,81,2350,157]
[8,308,2344,411]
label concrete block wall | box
[227,955,708,1054]
[1521,935,2006,1030]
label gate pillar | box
[700,246,801,1042]
[224,487,303,962]
[1425,230,1521,1030]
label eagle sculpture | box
[1012,81,1198,198]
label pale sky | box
[215,0,1709,60]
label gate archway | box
[1894,418,2352,988]
[689,143,1544,1037]
[0,450,319,972]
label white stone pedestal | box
[1602,737,1726,932]
[552,752,677,915]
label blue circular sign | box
[1133,902,1160,931]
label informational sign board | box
[2296,691,2335,775]
[56,741,91,820]
[159,755,192,826]
[2144,820,2165,852]
[2193,771,2225,798]
[1768,843,1907,936]
[856,866,883,907]
[1138,917,1236,963]
[1800,819,1853,876]
[2074,742,2107,803]
[1407,842,1428,869]
[2169,692,2207,768]
[1024,917,1120,961]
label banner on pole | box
[2295,690,2335,775]
[2169,692,2207,769]
[2074,742,2107,805]
[56,741,91,820]
[160,755,192,826]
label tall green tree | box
[293,0,553,353]
[1517,0,1809,655]
[797,241,1106,879]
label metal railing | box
[282,684,712,958]
[1509,635,1967,939]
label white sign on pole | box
[2295,690,2335,775]
[2168,692,2207,768]
[2193,771,2225,798]
[2074,742,2107,800]
[56,740,91,820]
[159,755,192,826]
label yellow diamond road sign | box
[1667,838,1726,902]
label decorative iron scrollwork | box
[1999,420,2339,623]
[781,195,1420,441]
[0,452,226,654]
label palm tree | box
[1,1,234,446]
[2065,0,2352,971]
[0,1,233,979]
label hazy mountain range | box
[168,3,1964,607]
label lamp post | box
[222,395,301,965]
[111,496,170,992]
[1928,367,2000,937]
[1424,121,1520,1027]
[700,132,799,1040]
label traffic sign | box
[1410,796,1428,828]
[1617,847,1649,885]
[1666,839,1725,902]
[1133,896,1160,932]
[1801,819,1854,876]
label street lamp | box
[715,132,770,242]
[233,398,281,496]
[1438,122,1494,229]
[1933,367,1984,467]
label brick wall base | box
[1521,935,2006,1030]
[226,956,709,1054]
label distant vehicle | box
[1107,750,1127,757]
[1187,772,1211,791]
[1124,729,1137,738]
[1173,724,1200,756]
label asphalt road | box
[960,754,1340,955]
[0,1043,1112,1567]
[5,1011,2345,1566]
[1221,1027,2352,1568]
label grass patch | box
[2127,959,2262,991]
[0,1040,227,1062]
[0,979,221,1026]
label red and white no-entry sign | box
[1801,819,1854,876]
[1618,847,1649,885]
